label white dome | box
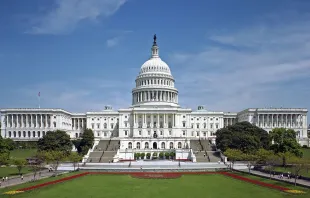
[140,57,171,75]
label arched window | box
[9,131,11,137]
[161,142,165,149]
[104,123,107,129]
[145,142,149,149]
[38,131,40,137]
[75,133,78,138]
[178,142,182,149]
[43,131,45,136]
[137,142,140,149]
[128,142,132,149]
[33,131,36,137]
[23,131,26,137]
[28,131,31,137]
[170,142,173,149]
[18,131,21,137]
[13,131,16,137]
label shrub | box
[152,152,158,159]
[134,153,140,160]
[140,153,145,159]
[169,151,175,159]
[302,145,308,149]
[165,152,170,159]
[159,152,164,159]
[146,153,151,159]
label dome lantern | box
[151,34,159,58]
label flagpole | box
[38,92,41,109]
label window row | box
[8,131,46,138]
[91,123,118,129]
[136,78,173,87]
[190,123,219,129]
[127,142,183,149]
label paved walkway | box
[0,170,55,189]
[237,169,310,187]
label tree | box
[243,153,259,173]
[255,148,273,165]
[224,149,244,170]
[37,130,72,154]
[74,129,94,156]
[68,152,82,171]
[288,157,309,186]
[266,153,281,179]
[0,152,9,165]
[269,128,303,166]
[44,151,66,175]
[216,122,270,153]
[13,158,27,174]
[140,153,145,159]
[31,152,46,180]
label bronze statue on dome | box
[153,34,157,44]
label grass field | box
[1,173,309,198]
[302,148,310,159]
[0,166,35,178]
[10,149,37,159]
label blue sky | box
[0,0,310,123]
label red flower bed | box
[220,172,289,191]
[18,172,89,192]
[131,172,182,179]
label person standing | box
[21,175,24,181]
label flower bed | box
[131,172,182,179]
[220,172,289,191]
[284,189,306,194]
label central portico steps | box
[87,140,120,163]
[191,139,221,162]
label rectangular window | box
[168,122,172,128]
[125,122,128,127]
[148,131,151,135]
[97,124,100,129]
[216,124,218,129]
[160,131,163,135]
[91,123,94,129]
[196,124,199,128]
[160,122,163,128]
[111,124,114,129]
[153,122,157,128]
[147,122,150,128]
[169,131,171,135]
[139,131,141,135]
[125,131,128,136]
[210,124,213,129]
[191,124,194,128]
[183,131,185,136]
[183,122,186,127]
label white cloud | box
[170,14,310,113]
[27,0,127,35]
[106,37,120,47]
[15,78,132,112]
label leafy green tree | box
[165,152,170,159]
[216,122,270,153]
[159,152,164,159]
[255,148,274,165]
[37,130,72,154]
[265,153,281,179]
[146,153,151,159]
[269,128,302,166]
[68,152,82,171]
[13,158,27,174]
[134,153,140,160]
[74,129,94,155]
[44,150,66,175]
[140,153,145,159]
[224,149,244,170]
[288,157,310,186]
[0,152,9,165]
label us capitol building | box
[0,36,309,161]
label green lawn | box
[10,149,37,159]
[302,148,310,159]
[1,173,309,198]
[0,166,34,178]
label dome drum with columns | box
[132,34,179,107]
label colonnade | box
[136,78,174,87]
[223,118,236,127]
[72,118,86,130]
[133,113,176,129]
[133,90,178,104]
[257,114,304,128]
[6,114,51,128]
